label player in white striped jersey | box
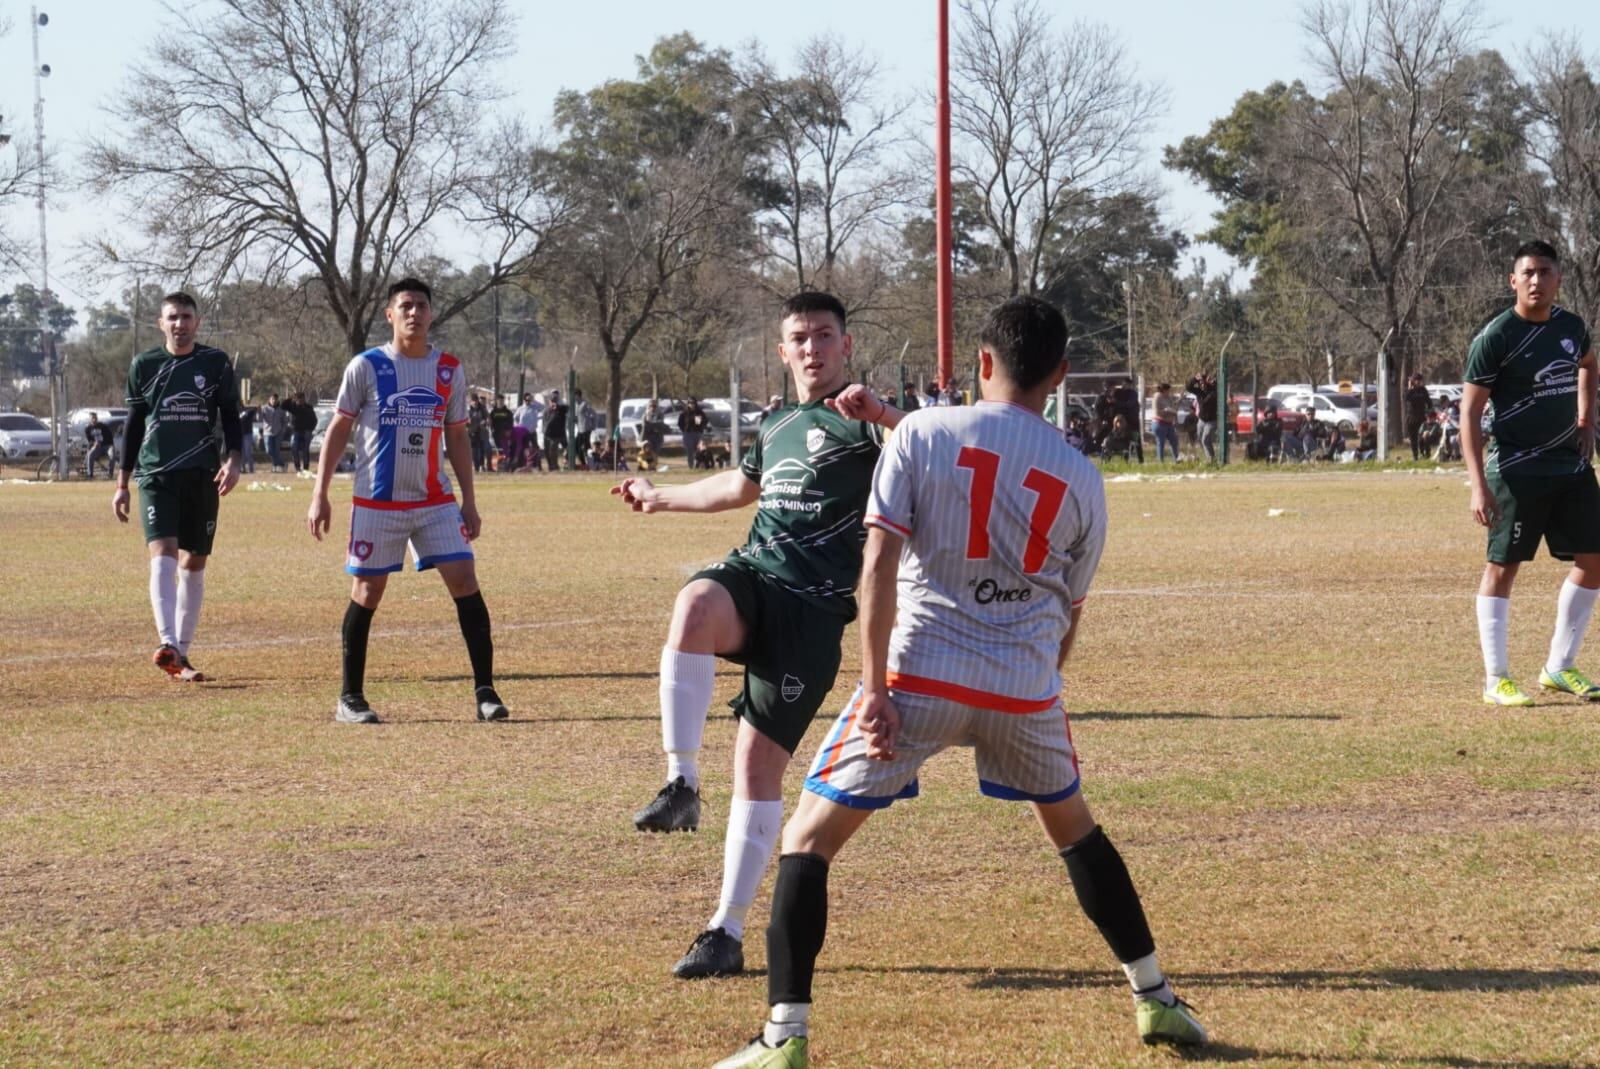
[307,278,508,725]
[714,297,1205,1069]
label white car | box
[0,412,53,461]
[309,401,357,471]
[616,397,682,451]
[1426,384,1462,406]
[1282,391,1376,433]
[1266,383,1314,406]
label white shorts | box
[346,501,473,576]
[802,685,1080,810]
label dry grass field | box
[1,466,1597,1068]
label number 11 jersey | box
[865,400,1106,712]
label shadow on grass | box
[420,670,659,683]
[1075,710,1342,723]
[1192,1041,1572,1068]
[834,963,1599,994]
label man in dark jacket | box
[540,389,568,471]
[1404,374,1432,460]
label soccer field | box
[2,469,1597,1068]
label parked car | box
[616,397,683,451]
[1234,397,1305,436]
[309,401,357,471]
[0,411,53,462]
[1426,384,1462,406]
[1282,391,1376,433]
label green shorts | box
[690,558,847,754]
[1487,468,1600,563]
[139,468,220,555]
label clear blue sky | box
[0,0,1565,311]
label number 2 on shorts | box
[955,446,1068,574]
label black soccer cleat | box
[672,927,744,979]
[633,776,701,832]
[335,693,380,724]
[475,685,509,721]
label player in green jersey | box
[112,292,243,682]
[613,292,904,979]
[1463,240,1600,706]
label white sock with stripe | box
[660,647,715,790]
[1123,952,1174,1005]
[1477,595,1510,688]
[149,556,178,648]
[764,1001,810,1045]
[1546,580,1599,674]
[176,568,205,657]
[707,798,782,940]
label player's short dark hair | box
[387,277,433,304]
[979,296,1068,390]
[1513,240,1560,267]
[161,291,198,313]
[780,291,846,330]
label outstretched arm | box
[612,468,760,514]
[826,384,904,430]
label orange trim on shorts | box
[886,671,1059,714]
[815,690,865,783]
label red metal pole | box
[936,0,954,392]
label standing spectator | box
[898,385,920,413]
[259,392,287,471]
[1298,408,1322,459]
[512,392,542,472]
[571,389,597,468]
[1151,382,1180,462]
[1404,373,1431,460]
[237,403,257,474]
[84,412,113,479]
[678,398,709,469]
[540,389,568,471]
[287,391,317,473]
[489,395,513,470]
[641,399,667,454]
[1113,377,1144,462]
[1187,371,1220,462]
[468,395,491,472]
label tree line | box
[2,0,1597,442]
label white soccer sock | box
[1477,595,1510,686]
[149,556,178,648]
[660,646,715,790]
[763,1001,810,1046]
[1546,580,1599,674]
[707,798,782,941]
[176,568,206,657]
[1122,952,1173,1005]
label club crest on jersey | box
[438,366,454,384]
[193,373,206,390]
[1563,338,1578,355]
[806,427,827,453]
[780,674,805,703]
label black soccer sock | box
[767,852,830,1006]
[1060,825,1157,964]
[453,590,494,690]
[341,600,376,699]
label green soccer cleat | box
[1137,996,1207,1048]
[1483,676,1534,706]
[1537,667,1600,701]
[711,1035,808,1069]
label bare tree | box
[949,0,1164,297]
[1524,44,1600,327]
[1285,0,1485,436]
[86,0,563,356]
[739,35,914,308]
[544,139,753,429]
